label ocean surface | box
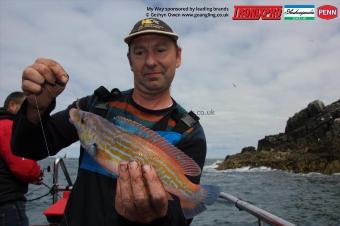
[26,158,340,226]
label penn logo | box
[317,5,337,20]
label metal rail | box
[52,158,73,203]
[219,192,296,226]
[50,158,295,225]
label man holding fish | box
[11,18,219,225]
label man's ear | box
[127,53,133,71]
[176,47,182,68]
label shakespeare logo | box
[232,5,282,20]
[284,5,315,20]
[317,5,337,20]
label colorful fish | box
[69,108,220,218]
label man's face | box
[128,34,181,95]
[8,98,24,114]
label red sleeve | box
[0,119,41,183]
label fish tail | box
[200,185,221,205]
[180,185,220,219]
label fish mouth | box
[69,108,80,124]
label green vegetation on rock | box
[218,99,340,174]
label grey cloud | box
[1,0,339,158]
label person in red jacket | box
[0,91,42,226]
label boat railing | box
[50,158,296,226]
[52,158,73,203]
[219,192,296,226]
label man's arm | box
[11,57,78,160]
[11,97,89,160]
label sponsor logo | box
[284,5,315,20]
[233,5,282,20]
[141,18,159,26]
[318,5,337,20]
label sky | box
[1,0,339,158]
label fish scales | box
[77,110,192,194]
[124,133,191,192]
[69,108,220,218]
[113,132,187,192]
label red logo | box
[317,5,337,20]
[233,5,282,20]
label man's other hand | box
[115,161,168,223]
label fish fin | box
[182,202,206,219]
[95,155,119,176]
[179,185,221,219]
[114,116,201,176]
[200,185,221,205]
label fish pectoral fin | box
[87,144,112,161]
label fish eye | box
[81,115,86,124]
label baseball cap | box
[124,18,178,44]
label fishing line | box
[27,182,54,202]
[27,191,52,202]
[34,96,52,158]
[34,91,70,226]
[27,181,51,195]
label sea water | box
[26,159,340,226]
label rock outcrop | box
[217,99,340,174]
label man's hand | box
[115,161,168,223]
[22,58,69,123]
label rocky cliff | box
[217,99,340,174]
